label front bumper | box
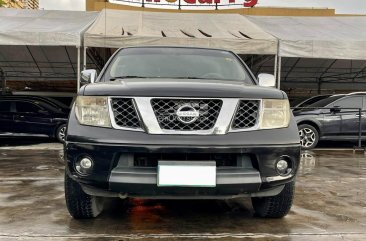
[65,142,300,198]
[65,111,300,198]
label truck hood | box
[82,79,285,99]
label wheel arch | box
[297,120,321,137]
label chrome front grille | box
[150,99,223,131]
[111,98,141,129]
[232,100,260,129]
[109,97,261,134]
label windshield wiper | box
[109,76,226,81]
[172,77,207,79]
[109,76,149,81]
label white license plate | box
[158,161,216,187]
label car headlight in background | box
[75,96,111,127]
[260,99,290,129]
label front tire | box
[64,172,104,219]
[298,124,319,150]
[56,124,67,143]
[251,181,295,218]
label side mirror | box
[258,73,276,87]
[330,106,341,113]
[81,69,97,83]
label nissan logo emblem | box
[176,104,200,124]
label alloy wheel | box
[299,127,316,148]
[59,126,67,142]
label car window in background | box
[298,95,331,107]
[290,97,307,107]
[15,101,43,113]
[0,101,11,112]
[45,98,69,110]
[331,97,363,112]
[307,95,345,108]
[35,101,62,113]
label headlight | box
[75,96,111,127]
[260,99,290,129]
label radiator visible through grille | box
[111,98,141,129]
[232,100,260,129]
[151,99,222,131]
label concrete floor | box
[0,144,365,240]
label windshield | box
[307,95,345,108]
[101,48,253,84]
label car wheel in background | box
[251,181,295,218]
[298,124,319,150]
[64,172,104,219]
[56,124,67,143]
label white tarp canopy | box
[84,9,277,55]
[248,16,366,60]
[0,8,97,47]
[0,8,98,89]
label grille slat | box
[133,153,239,167]
[232,100,260,129]
[151,99,222,131]
[111,98,141,129]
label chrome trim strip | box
[134,97,162,134]
[214,98,239,134]
[131,98,146,130]
[265,174,294,182]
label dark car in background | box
[0,96,69,142]
[293,93,366,149]
[12,95,71,113]
[291,94,332,111]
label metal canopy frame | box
[0,45,99,92]
[255,56,366,96]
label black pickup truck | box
[64,47,300,219]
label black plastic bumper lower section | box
[80,183,285,199]
[65,141,300,198]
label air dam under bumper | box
[65,142,300,199]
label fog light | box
[276,159,289,175]
[80,158,92,169]
[75,157,93,175]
